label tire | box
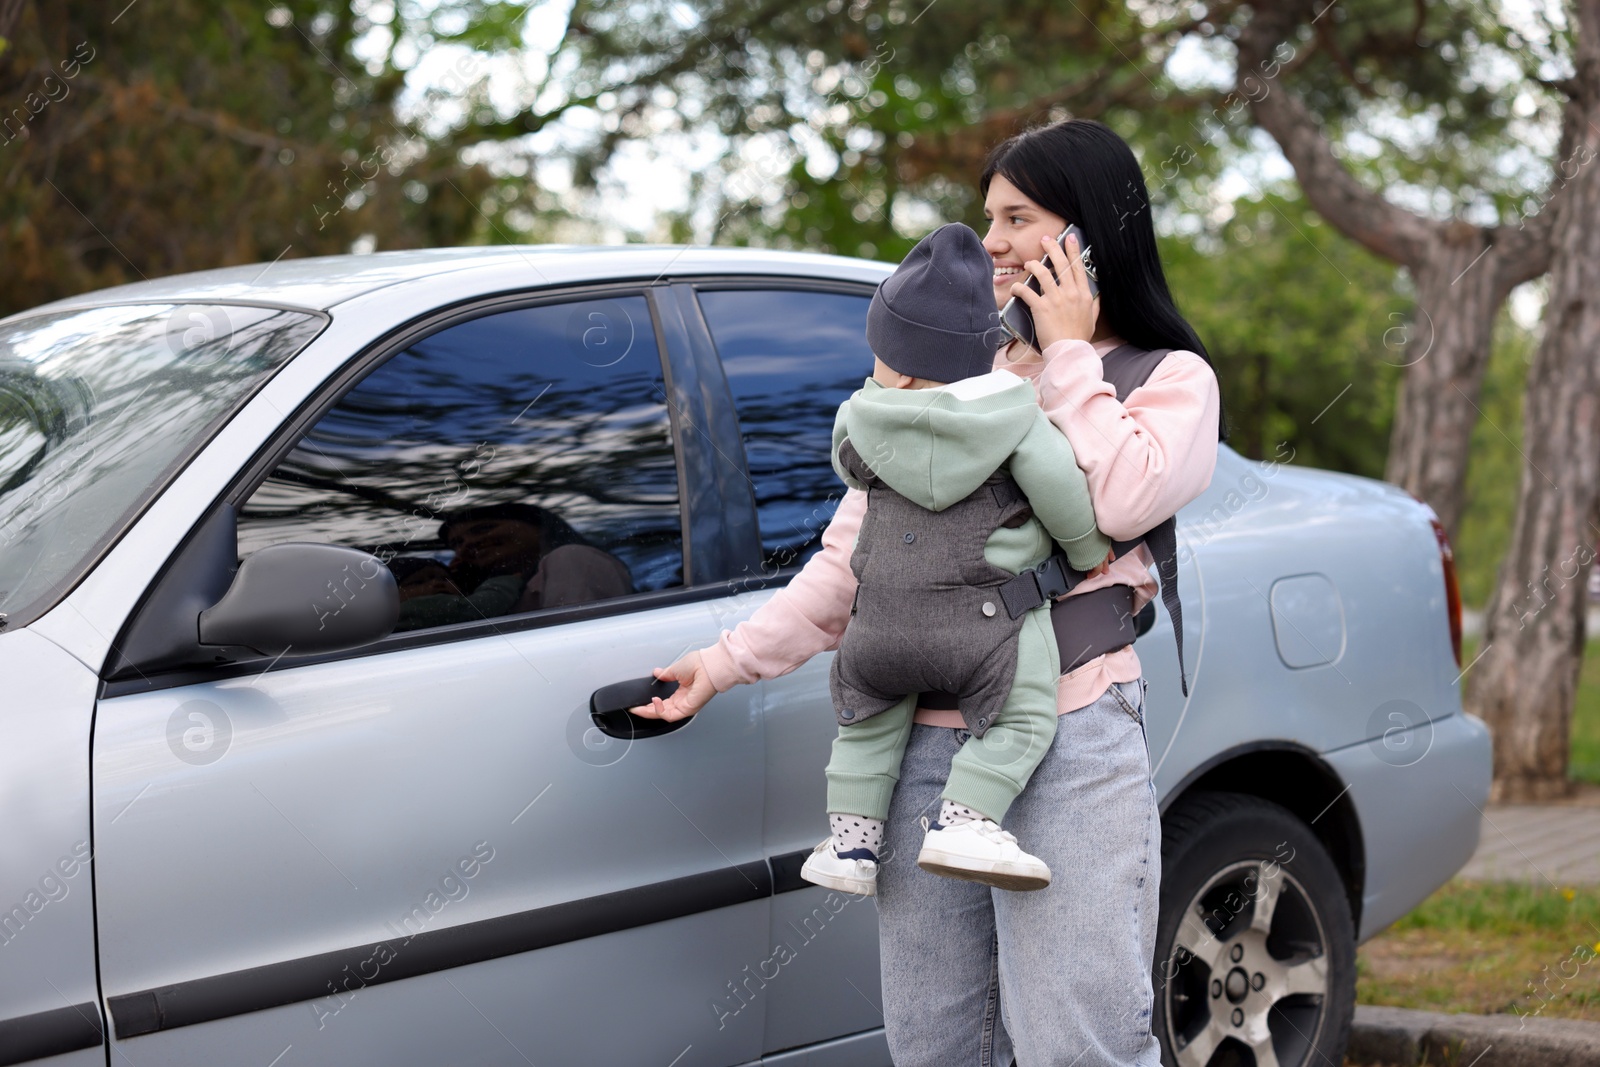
[1153,791,1356,1067]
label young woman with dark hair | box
[637,118,1222,1066]
[981,118,1226,440]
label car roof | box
[3,245,894,321]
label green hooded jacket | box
[832,371,1110,576]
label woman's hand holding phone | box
[1009,231,1100,354]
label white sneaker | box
[916,817,1051,891]
[799,837,878,896]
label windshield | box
[0,303,325,630]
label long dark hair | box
[980,119,1227,442]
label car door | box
[91,289,770,1066]
[688,283,890,1056]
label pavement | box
[1457,795,1600,886]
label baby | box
[800,222,1111,896]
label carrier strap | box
[994,344,1193,696]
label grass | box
[1458,634,1600,787]
[1572,637,1600,786]
[1357,881,1600,1022]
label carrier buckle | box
[1031,556,1071,601]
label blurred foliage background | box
[0,0,1565,606]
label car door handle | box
[589,677,689,740]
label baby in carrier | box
[800,222,1111,896]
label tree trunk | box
[1468,8,1600,801]
[1383,226,1520,538]
[1236,0,1550,541]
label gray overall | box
[828,438,1036,739]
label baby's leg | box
[943,605,1060,824]
[808,696,919,888]
[826,694,918,822]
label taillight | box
[1412,504,1463,668]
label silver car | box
[0,246,1489,1067]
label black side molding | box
[771,847,815,895]
[108,859,775,1039]
[0,1001,103,1066]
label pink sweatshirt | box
[699,335,1221,722]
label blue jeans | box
[876,678,1162,1067]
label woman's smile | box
[992,263,1024,290]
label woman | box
[637,119,1222,1066]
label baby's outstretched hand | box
[1086,548,1115,578]
[630,649,716,722]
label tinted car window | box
[697,288,872,569]
[239,295,680,632]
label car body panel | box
[1145,447,1465,799]
[761,1028,891,1065]
[99,900,771,1067]
[706,592,886,1053]
[0,630,104,1066]
[92,603,771,1066]
[1324,711,1491,940]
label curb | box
[1350,1005,1600,1066]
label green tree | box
[1162,190,1403,474]
[0,0,512,318]
[1231,0,1557,541]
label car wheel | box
[1153,791,1355,1067]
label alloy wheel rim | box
[1160,859,1330,1067]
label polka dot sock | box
[828,813,884,859]
[937,800,983,828]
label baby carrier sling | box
[828,436,1042,738]
[920,343,1194,706]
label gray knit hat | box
[866,222,1008,383]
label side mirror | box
[199,543,399,657]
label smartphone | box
[998,224,1098,351]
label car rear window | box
[696,288,873,570]
[0,303,324,630]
